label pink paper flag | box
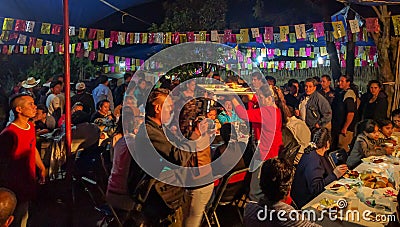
[187,32,195,42]
[109,55,115,64]
[89,51,96,60]
[256,35,263,43]
[110,31,118,42]
[93,40,98,49]
[313,22,325,38]
[267,48,274,57]
[306,47,312,56]
[307,60,313,68]
[264,27,273,42]
[223,30,232,43]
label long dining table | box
[302,155,400,227]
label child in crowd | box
[347,120,394,169]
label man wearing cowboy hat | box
[20,77,40,99]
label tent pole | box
[63,0,71,155]
[63,1,73,226]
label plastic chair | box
[328,148,348,168]
[204,168,249,227]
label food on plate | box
[372,158,384,163]
[319,198,335,207]
[360,173,394,189]
[343,170,359,179]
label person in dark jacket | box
[71,82,95,116]
[291,128,348,208]
[359,80,388,121]
[299,78,332,130]
[113,73,133,107]
[318,74,335,105]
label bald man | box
[0,188,17,227]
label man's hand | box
[341,127,348,135]
[315,123,320,129]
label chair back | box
[214,168,249,205]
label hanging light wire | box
[98,0,152,25]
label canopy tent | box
[0,0,154,27]
[336,0,400,5]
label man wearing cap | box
[71,82,95,116]
[92,75,114,111]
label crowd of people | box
[0,69,400,227]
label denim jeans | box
[182,183,214,227]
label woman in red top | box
[232,85,283,161]
[232,84,284,202]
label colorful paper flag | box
[118,32,126,45]
[155,32,164,43]
[223,30,232,43]
[392,15,400,35]
[279,26,289,42]
[50,24,61,35]
[14,20,26,31]
[41,23,51,34]
[88,29,97,39]
[69,26,76,36]
[17,34,27,44]
[349,20,360,33]
[25,21,35,32]
[332,21,346,39]
[365,18,380,33]
[2,18,14,31]
[294,24,306,39]
[289,33,296,43]
[251,28,260,38]
[239,29,249,43]
[79,27,87,39]
[313,23,325,38]
[141,33,148,44]
[187,32,195,42]
[96,30,104,40]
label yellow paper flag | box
[279,26,289,42]
[294,24,306,39]
[105,38,110,49]
[41,23,51,34]
[349,20,360,33]
[97,30,105,40]
[2,18,14,31]
[98,53,104,62]
[199,31,207,42]
[392,15,400,36]
[332,21,346,39]
[165,32,172,44]
[240,29,249,43]
[71,44,76,54]
[79,27,87,39]
[288,48,295,57]
[320,47,328,56]
[36,39,43,48]
[141,33,148,44]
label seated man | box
[33,104,56,135]
[244,158,321,227]
[71,110,100,152]
[0,188,17,227]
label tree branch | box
[372,6,382,22]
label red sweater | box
[0,122,37,202]
[248,95,261,141]
[235,105,282,160]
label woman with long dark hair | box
[291,128,348,208]
[359,80,388,121]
